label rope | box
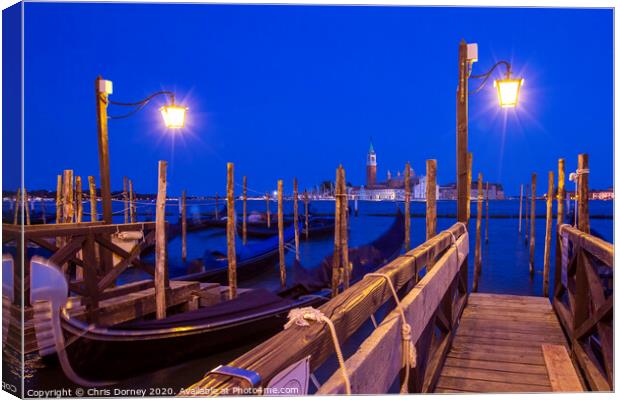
[576,168,590,175]
[284,307,351,395]
[364,273,416,394]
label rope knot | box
[284,307,326,329]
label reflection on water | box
[4,199,612,394]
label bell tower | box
[366,139,377,188]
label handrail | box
[186,222,467,394]
[553,224,613,391]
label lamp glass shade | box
[160,105,187,128]
[494,78,523,108]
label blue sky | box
[16,3,613,196]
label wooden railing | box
[2,222,158,320]
[553,224,613,391]
[186,222,468,395]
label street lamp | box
[455,41,523,225]
[95,76,187,225]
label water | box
[6,198,613,394]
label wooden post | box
[75,176,83,223]
[485,181,489,243]
[456,39,469,225]
[226,163,237,299]
[304,189,309,240]
[293,178,300,261]
[95,76,112,224]
[426,160,437,240]
[577,154,590,234]
[404,162,411,251]
[242,176,247,245]
[543,171,554,297]
[525,184,530,244]
[23,188,31,225]
[529,174,537,276]
[340,168,350,290]
[129,179,135,223]
[56,175,62,224]
[123,176,129,224]
[155,161,168,319]
[215,192,219,220]
[466,152,473,224]
[266,192,271,228]
[181,189,187,262]
[277,180,286,288]
[13,188,20,225]
[473,172,483,292]
[332,166,342,297]
[518,184,524,233]
[88,176,97,222]
[62,170,74,224]
[554,159,565,298]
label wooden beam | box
[155,160,168,319]
[456,39,468,224]
[577,154,590,233]
[543,171,554,297]
[541,344,584,392]
[88,176,97,222]
[426,160,437,241]
[227,163,237,299]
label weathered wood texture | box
[277,179,285,288]
[542,344,584,392]
[56,175,62,224]
[318,231,469,394]
[554,159,565,306]
[577,154,590,233]
[426,160,437,241]
[123,176,129,224]
[473,173,482,292]
[543,171,554,296]
[75,176,83,223]
[88,176,97,222]
[186,223,467,394]
[226,163,237,299]
[456,39,468,224]
[13,188,21,225]
[155,161,169,319]
[553,224,613,391]
[24,188,31,226]
[339,167,350,290]
[435,293,576,393]
[95,76,112,224]
[331,167,343,296]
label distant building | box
[366,140,377,188]
[590,187,614,200]
[438,182,505,200]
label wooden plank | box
[446,349,546,366]
[455,328,566,343]
[542,344,584,392]
[440,365,551,386]
[436,376,551,393]
[450,342,546,356]
[453,335,565,349]
[317,233,469,394]
[444,356,549,375]
[469,293,551,304]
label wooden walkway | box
[435,293,583,393]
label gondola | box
[28,212,404,384]
[236,219,294,238]
[174,223,297,283]
[302,215,336,238]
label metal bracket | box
[207,365,261,387]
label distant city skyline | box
[6,4,613,197]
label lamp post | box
[456,40,523,225]
[94,76,187,224]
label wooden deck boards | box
[435,293,582,393]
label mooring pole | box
[266,192,271,228]
[129,179,135,223]
[56,175,62,224]
[518,184,523,233]
[277,180,286,288]
[340,167,350,290]
[529,174,537,276]
[543,171,554,297]
[88,176,97,222]
[577,154,590,234]
[155,160,169,319]
[332,166,342,297]
[75,177,83,223]
[13,188,20,225]
[456,39,469,225]
[62,170,74,224]
[242,176,247,245]
[525,184,530,244]
[485,181,489,243]
[293,178,299,261]
[426,160,437,241]
[473,172,483,292]
[95,76,112,225]
[181,189,187,262]
[23,188,31,226]
[467,152,473,224]
[123,176,129,224]
[226,163,237,299]
[404,162,411,251]
[554,159,565,298]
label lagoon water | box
[10,198,613,394]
